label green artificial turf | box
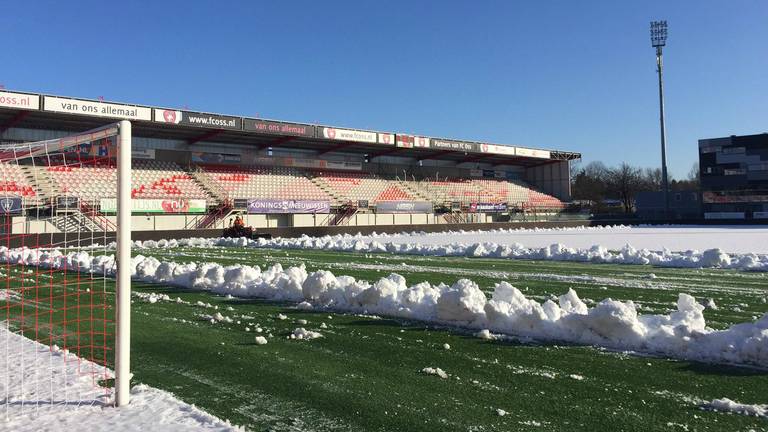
[4,246,768,431]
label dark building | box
[635,190,701,220]
[699,133,768,220]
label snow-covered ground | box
[130,225,768,271]
[1,326,241,432]
[2,245,766,368]
[359,225,768,254]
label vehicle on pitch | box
[222,215,272,239]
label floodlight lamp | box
[650,20,668,47]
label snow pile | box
[705,298,718,310]
[290,327,322,340]
[421,367,449,379]
[1,326,241,432]
[476,329,495,340]
[2,247,768,367]
[134,292,171,304]
[701,398,767,418]
[200,312,233,324]
[130,228,768,271]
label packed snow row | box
[130,230,768,271]
[2,245,766,368]
[701,398,768,418]
[352,225,768,254]
[1,326,241,432]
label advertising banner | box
[191,152,241,164]
[515,147,551,159]
[44,96,151,121]
[242,118,315,137]
[320,127,378,144]
[479,143,516,156]
[247,199,330,214]
[703,192,768,204]
[55,196,80,209]
[0,197,23,214]
[704,212,745,220]
[377,133,395,145]
[325,160,363,171]
[0,91,39,111]
[131,148,156,159]
[469,202,508,212]
[73,137,115,158]
[396,135,430,149]
[431,139,478,153]
[154,108,241,130]
[100,198,206,213]
[376,201,432,214]
[248,156,362,171]
[469,169,483,177]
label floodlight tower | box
[651,20,670,219]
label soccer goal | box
[1,120,132,419]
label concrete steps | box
[187,167,224,206]
[20,165,56,206]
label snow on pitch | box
[2,246,766,368]
[357,225,768,254]
[0,326,240,432]
[701,398,768,418]
[131,225,768,271]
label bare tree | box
[572,161,609,203]
[606,163,643,213]
[687,162,700,185]
[641,167,663,191]
[570,159,698,211]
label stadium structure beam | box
[458,153,494,164]
[186,128,224,145]
[417,150,453,162]
[369,147,405,159]
[527,159,562,168]
[316,142,357,156]
[493,156,563,168]
[550,151,582,161]
[256,135,294,150]
[0,110,30,134]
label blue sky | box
[2,0,766,178]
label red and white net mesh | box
[1,124,121,418]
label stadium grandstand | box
[0,90,580,234]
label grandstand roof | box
[0,90,580,167]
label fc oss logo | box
[159,110,182,124]
[1,198,13,212]
[0,197,19,213]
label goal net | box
[1,121,132,420]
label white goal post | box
[115,120,132,406]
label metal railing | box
[79,200,117,231]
